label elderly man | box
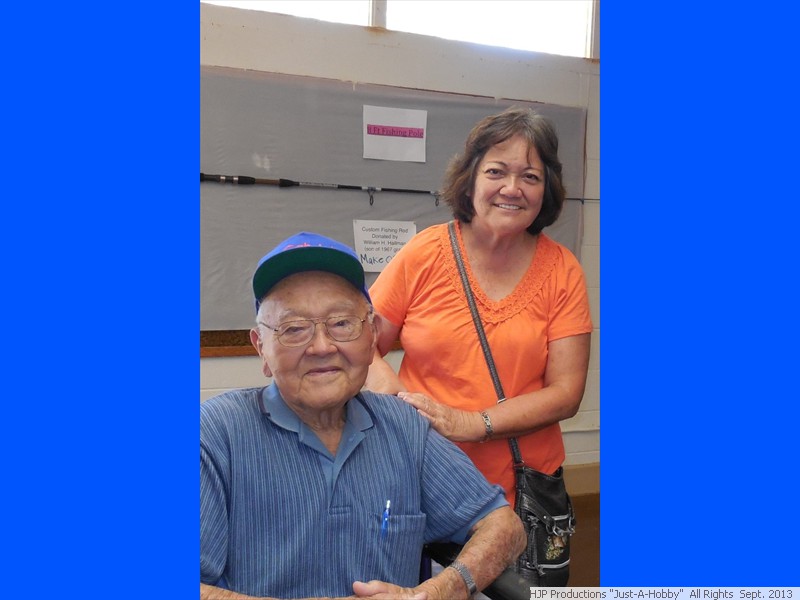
[200,232,525,600]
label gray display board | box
[201,66,587,330]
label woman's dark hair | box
[440,106,565,235]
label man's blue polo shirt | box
[200,384,508,598]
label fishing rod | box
[200,172,440,205]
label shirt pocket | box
[327,507,427,588]
[367,511,428,586]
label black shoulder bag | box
[448,220,575,587]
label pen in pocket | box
[380,500,391,539]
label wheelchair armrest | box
[423,542,531,600]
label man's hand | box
[352,580,427,600]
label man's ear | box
[368,312,381,355]
[249,328,262,356]
[250,328,274,377]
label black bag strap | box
[447,220,524,467]
[448,221,573,540]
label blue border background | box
[2,4,198,597]
[601,1,800,586]
[5,2,800,594]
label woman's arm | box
[363,313,407,394]
[364,350,407,394]
[398,333,591,441]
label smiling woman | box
[365,106,593,585]
[200,0,597,58]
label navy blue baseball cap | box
[253,232,371,312]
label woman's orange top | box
[369,222,593,502]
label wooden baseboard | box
[563,462,599,496]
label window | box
[201,0,597,59]
[201,1,370,26]
[387,1,594,59]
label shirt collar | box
[260,382,374,434]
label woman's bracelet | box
[479,410,493,442]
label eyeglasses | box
[258,313,373,347]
